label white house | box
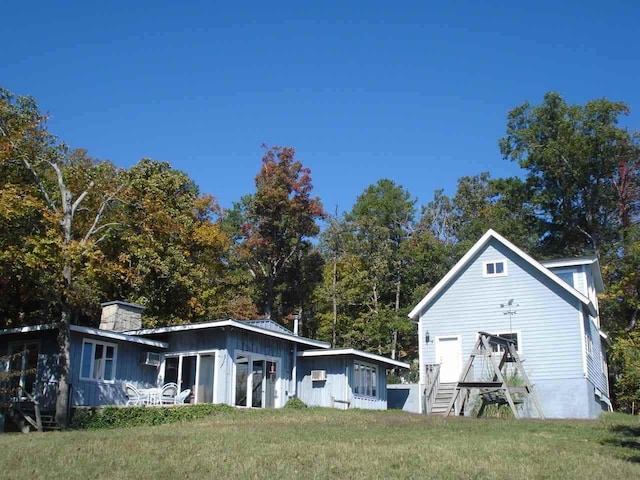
[407,229,610,419]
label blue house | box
[1,301,407,430]
[407,229,610,419]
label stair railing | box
[17,388,43,432]
[423,364,441,414]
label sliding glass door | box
[163,352,216,404]
[234,353,279,408]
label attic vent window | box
[484,260,507,277]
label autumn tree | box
[0,88,124,427]
[92,159,231,325]
[230,146,325,321]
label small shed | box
[296,348,409,410]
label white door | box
[436,336,462,383]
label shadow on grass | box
[602,424,640,463]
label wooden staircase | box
[4,391,60,433]
[430,382,457,415]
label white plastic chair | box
[160,383,178,405]
[125,383,148,406]
[174,388,191,404]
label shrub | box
[284,398,307,409]
[70,403,235,430]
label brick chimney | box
[99,301,144,332]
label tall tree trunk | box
[264,271,275,319]
[54,302,72,428]
[55,190,73,428]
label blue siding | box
[387,384,420,412]
[584,312,608,396]
[70,332,160,407]
[419,239,590,418]
[297,357,387,410]
[223,330,293,407]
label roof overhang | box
[298,348,410,369]
[541,256,604,293]
[128,319,331,349]
[0,323,168,348]
[408,229,597,321]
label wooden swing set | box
[445,332,545,419]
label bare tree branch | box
[71,181,95,216]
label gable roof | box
[408,229,597,321]
[127,319,331,349]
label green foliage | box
[499,92,639,255]
[283,397,307,409]
[70,404,235,429]
[610,329,640,412]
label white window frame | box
[80,339,118,383]
[483,259,508,278]
[7,340,41,395]
[232,350,282,409]
[162,349,219,404]
[585,333,593,357]
[353,360,378,399]
[485,331,522,356]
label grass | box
[1,409,640,479]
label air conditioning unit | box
[141,351,161,367]
[311,370,327,382]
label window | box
[483,260,507,277]
[488,332,521,356]
[585,333,593,357]
[8,342,40,395]
[354,361,377,398]
[600,350,607,378]
[80,339,117,382]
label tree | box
[347,179,416,359]
[93,159,231,325]
[499,92,638,255]
[232,146,325,320]
[0,88,124,427]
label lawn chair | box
[174,388,191,404]
[160,383,178,405]
[125,383,148,406]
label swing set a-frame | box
[445,332,545,419]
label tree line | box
[1,88,639,418]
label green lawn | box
[1,409,639,479]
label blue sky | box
[3,1,640,215]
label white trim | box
[482,330,522,356]
[578,303,588,377]
[353,360,379,399]
[0,323,168,348]
[79,338,118,383]
[417,316,425,414]
[7,340,41,394]
[71,325,168,348]
[408,229,596,320]
[0,324,56,335]
[482,259,508,278]
[232,350,283,408]
[541,256,604,293]
[434,335,462,383]
[297,348,410,369]
[128,319,330,349]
